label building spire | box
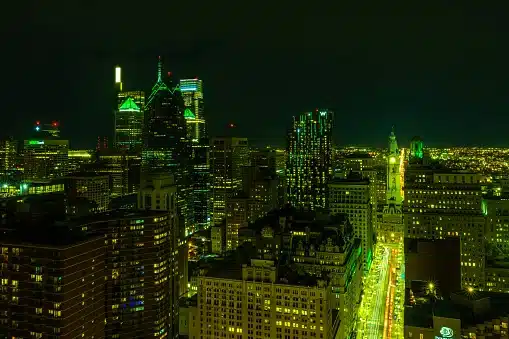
[157,56,162,83]
[388,125,398,155]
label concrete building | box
[65,173,110,212]
[404,291,509,339]
[209,137,249,224]
[0,227,105,338]
[189,257,339,339]
[329,177,373,272]
[404,167,488,290]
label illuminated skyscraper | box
[113,66,145,151]
[180,78,210,233]
[142,57,193,231]
[0,137,18,182]
[180,78,205,140]
[23,139,69,181]
[209,137,249,225]
[114,95,144,151]
[286,109,334,210]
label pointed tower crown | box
[388,125,398,155]
[119,97,140,112]
[157,56,163,83]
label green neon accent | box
[28,140,44,145]
[481,199,488,216]
[145,59,181,106]
[184,108,195,119]
[119,97,140,111]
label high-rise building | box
[180,78,209,234]
[481,196,509,293]
[115,95,145,151]
[0,137,18,182]
[0,227,106,338]
[180,78,205,141]
[67,149,93,173]
[404,168,488,289]
[329,177,374,273]
[209,137,249,225]
[188,138,210,233]
[142,57,192,232]
[23,139,69,181]
[114,66,146,151]
[65,173,110,212]
[79,208,182,338]
[137,172,189,312]
[225,194,255,251]
[286,109,334,210]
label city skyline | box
[3,4,507,148]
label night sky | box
[2,3,507,148]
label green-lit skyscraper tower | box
[286,109,334,210]
[142,57,193,232]
[181,78,210,233]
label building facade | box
[286,109,333,210]
[23,139,69,181]
[209,137,249,225]
[65,173,110,212]
[180,79,205,141]
[142,58,192,232]
[328,178,374,272]
[404,169,488,289]
[115,95,144,151]
[190,260,337,339]
[0,230,106,338]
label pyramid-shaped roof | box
[184,108,195,119]
[119,97,140,112]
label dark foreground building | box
[0,226,106,338]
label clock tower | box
[386,126,402,205]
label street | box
[357,243,405,339]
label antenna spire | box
[157,56,162,82]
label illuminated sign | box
[28,140,44,145]
[115,67,121,83]
[435,327,454,339]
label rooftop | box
[197,243,326,287]
[64,209,170,226]
[0,224,102,248]
[405,290,509,329]
[119,97,141,111]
